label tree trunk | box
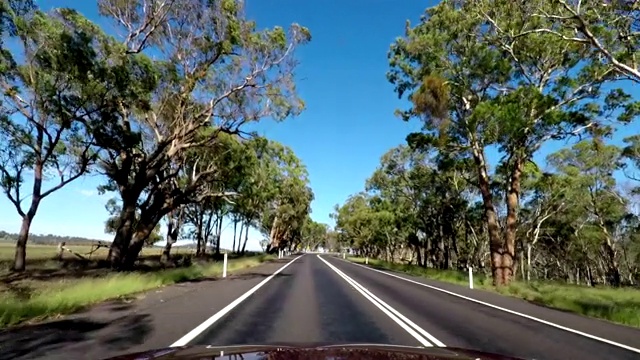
[13,118,47,271]
[269,215,280,249]
[602,242,621,287]
[241,222,250,254]
[502,157,523,286]
[215,213,223,254]
[108,197,137,268]
[13,215,34,271]
[123,236,146,269]
[232,218,238,253]
[123,223,156,270]
[13,154,44,271]
[162,240,173,264]
[471,144,503,286]
[526,243,532,282]
[237,222,245,253]
[196,215,203,257]
[161,209,181,264]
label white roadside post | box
[343,252,346,259]
[223,251,228,278]
[468,266,473,289]
[365,257,368,265]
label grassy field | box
[0,242,273,329]
[349,257,640,328]
[0,242,192,262]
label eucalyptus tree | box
[232,137,277,254]
[299,218,329,251]
[180,132,248,256]
[547,139,627,286]
[0,8,147,271]
[93,0,310,268]
[259,142,313,252]
[333,193,377,256]
[499,0,640,82]
[387,0,639,285]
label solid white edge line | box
[328,260,446,347]
[170,255,304,347]
[317,255,440,348]
[344,258,640,355]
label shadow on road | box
[0,310,153,360]
[228,272,292,280]
[180,272,292,284]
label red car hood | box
[104,343,524,360]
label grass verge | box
[348,257,640,328]
[0,254,274,329]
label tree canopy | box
[335,0,640,287]
[0,0,323,271]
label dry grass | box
[0,242,192,263]
[0,242,273,328]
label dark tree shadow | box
[178,272,292,284]
[0,312,153,360]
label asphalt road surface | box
[2,254,640,360]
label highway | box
[2,254,640,360]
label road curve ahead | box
[181,254,640,360]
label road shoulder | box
[0,257,296,360]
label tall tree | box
[0,8,145,271]
[94,0,310,268]
[387,0,639,285]
[548,139,627,286]
[259,142,313,252]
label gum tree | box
[388,0,639,285]
[95,0,311,268]
[0,8,148,271]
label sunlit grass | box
[0,242,192,262]
[349,256,640,328]
[0,254,274,328]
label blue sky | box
[0,0,637,250]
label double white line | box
[317,255,445,348]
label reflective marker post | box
[223,252,228,278]
[468,266,473,289]
[365,257,368,265]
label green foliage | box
[384,0,640,285]
[88,0,311,266]
[0,0,312,270]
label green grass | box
[0,254,274,329]
[349,257,640,328]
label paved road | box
[2,254,640,360]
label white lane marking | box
[171,255,303,347]
[317,255,445,348]
[344,259,640,355]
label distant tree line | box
[0,230,104,246]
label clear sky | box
[0,1,637,251]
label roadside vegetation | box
[0,0,329,328]
[0,242,275,328]
[0,0,327,275]
[332,0,640,323]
